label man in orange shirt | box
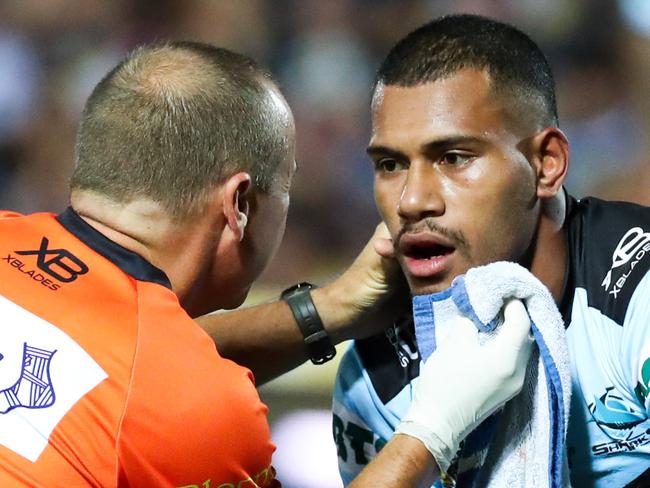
[0,41,533,487]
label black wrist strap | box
[281,282,336,365]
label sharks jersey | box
[333,195,650,487]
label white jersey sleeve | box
[332,327,419,486]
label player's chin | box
[407,276,454,296]
[406,262,476,296]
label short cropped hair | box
[72,41,290,219]
[376,14,558,128]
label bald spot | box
[112,47,221,104]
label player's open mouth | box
[399,234,456,278]
[406,243,454,260]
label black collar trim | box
[558,190,576,325]
[56,207,172,289]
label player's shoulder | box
[569,196,650,232]
[338,318,420,406]
[566,195,650,325]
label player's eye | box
[374,158,403,173]
[440,152,473,166]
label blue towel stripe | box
[451,277,500,333]
[413,288,452,359]
[531,321,565,488]
[413,278,566,487]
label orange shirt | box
[0,208,279,487]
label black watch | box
[281,282,336,365]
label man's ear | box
[530,127,569,198]
[223,172,252,242]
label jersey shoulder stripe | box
[353,317,420,404]
[565,196,650,326]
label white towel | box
[412,261,571,487]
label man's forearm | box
[197,223,408,384]
[349,435,439,488]
[196,299,304,384]
[196,287,348,384]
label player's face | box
[369,69,541,295]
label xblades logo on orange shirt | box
[3,237,89,290]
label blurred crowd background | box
[2,0,650,486]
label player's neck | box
[529,191,568,304]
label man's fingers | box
[441,316,477,348]
[374,236,396,258]
[495,298,533,349]
[372,222,391,239]
[370,223,396,258]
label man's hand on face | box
[395,299,534,475]
[312,223,410,342]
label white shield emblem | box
[0,294,107,461]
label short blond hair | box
[72,42,290,219]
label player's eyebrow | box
[420,135,483,154]
[366,135,484,159]
[365,145,405,159]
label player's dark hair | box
[376,14,558,127]
[72,41,290,219]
